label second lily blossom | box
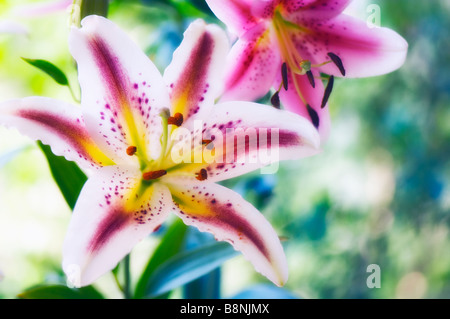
[206,0,408,140]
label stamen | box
[202,139,215,150]
[195,168,208,181]
[126,146,137,156]
[327,52,346,76]
[168,112,184,126]
[306,104,320,129]
[142,170,167,181]
[202,139,212,145]
[281,62,288,91]
[270,91,281,109]
[321,75,334,109]
[306,70,315,88]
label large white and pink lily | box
[206,0,408,140]
[0,16,320,287]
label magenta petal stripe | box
[164,20,229,121]
[169,31,215,119]
[87,35,130,109]
[168,182,288,286]
[0,97,113,169]
[62,165,172,286]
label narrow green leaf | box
[170,0,207,18]
[21,58,69,86]
[38,142,87,210]
[18,284,104,299]
[183,268,221,299]
[144,241,238,298]
[134,219,188,299]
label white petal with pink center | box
[63,165,172,286]
[0,15,321,287]
[168,181,288,286]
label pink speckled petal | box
[205,0,258,36]
[163,20,229,121]
[220,23,281,103]
[164,100,320,183]
[275,68,331,141]
[0,97,113,170]
[70,16,171,164]
[294,14,408,78]
[168,182,288,286]
[62,165,171,287]
[282,0,351,18]
[251,0,280,19]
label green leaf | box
[183,268,221,299]
[38,141,87,210]
[144,241,238,298]
[170,0,207,18]
[21,58,69,86]
[134,219,188,299]
[18,284,104,299]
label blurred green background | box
[0,0,449,299]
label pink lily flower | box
[0,16,320,287]
[206,0,408,140]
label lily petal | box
[282,0,351,19]
[251,0,280,19]
[220,23,281,103]
[62,165,172,287]
[69,15,171,164]
[166,101,320,183]
[168,181,288,286]
[276,69,331,141]
[205,0,258,37]
[0,97,113,170]
[295,14,408,78]
[163,19,229,121]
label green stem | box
[158,115,169,167]
[68,83,80,103]
[80,0,109,19]
[123,254,131,299]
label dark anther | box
[321,75,334,109]
[306,70,315,88]
[126,146,137,156]
[327,52,346,76]
[202,139,212,145]
[195,168,208,181]
[168,112,184,126]
[281,62,288,91]
[306,104,320,129]
[270,91,281,109]
[142,170,167,181]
